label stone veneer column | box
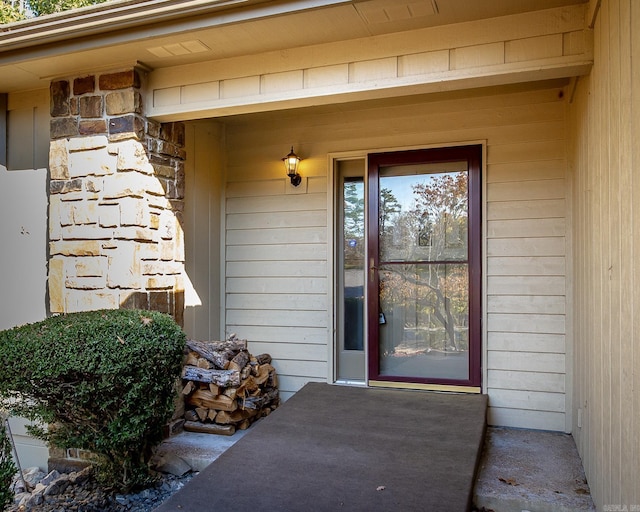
[48,69,185,325]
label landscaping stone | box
[8,464,195,512]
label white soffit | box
[355,0,438,24]
[147,40,212,58]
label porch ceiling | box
[0,0,587,92]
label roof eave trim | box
[0,0,348,52]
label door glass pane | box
[379,163,468,262]
[377,161,470,381]
[378,263,469,380]
[343,177,365,351]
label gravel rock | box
[8,465,195,511]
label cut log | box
[228,351,249,372]
[215,408,258,425]
[240,388,279,410]
[255,364,275,386]
[256,353,272,365]
[181,381,196,396]
[182,366,240,387]
[186,389,238,412]
[209,383,220,395]
[186,339,247,369]
[195,407,208,421]
[196,357,212,369]
[236,375,258,397]
[223,387,237,400]
[207,409,218,422]
[268,370,278,388]
[184,421,235,436]
[241,364,252,379]
[185,352,199,367]
[184,409,199,422]
[237,419,252,430]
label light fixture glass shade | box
[283,146,302,186]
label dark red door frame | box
[367,145,482,388]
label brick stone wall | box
[48,68,185,325]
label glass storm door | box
[367,146,481,389]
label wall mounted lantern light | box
[283,146,302,186]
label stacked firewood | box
[180,335,279,436]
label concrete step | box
[154,429,248,473]
[473,427,596,512]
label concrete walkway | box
[158,424,596,512]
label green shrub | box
[0,309,185,491]
[0,416,17,510]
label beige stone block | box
[115,140,154,174]
[107,243,141,289]
[50,240,102,257]
[174,221,185,262]
[49,139,70,180]
[49,195,63,240]
[349,57,397,83]
[71,201,98,225]
[143,260,182,276]
[398,50,449,77]
[60,191,97,202]
[450,42,504,70]
[69,147,116,178]
[138,242,160,260]
[159,240,175,261]
[159,211,176,240]
[62,225,112,240]
[221,76,260,99]
[146,275,177,290]
[74,256,107,277]
[261,70,304,95]
[99,203,120,228]
[85,178,103,193]
[119,196,150,227]
[114,226,155,241]
[103,172,165,199]
[65,290,118,312]
[49,257,65,313]
[105,90,142,116]
[150,212,161,230]
[59,202,75,226]
[65,276,107,289]
[142,262,160,275]
[304,64,349,89]
[505,34,563,63]
[148,195,171,210]
[67,135,108,152]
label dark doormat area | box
[156,382,488,512]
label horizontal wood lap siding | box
[486,103,568,431]
[568,0,639,508]
[222,83,568,416]
[225,178,328,400]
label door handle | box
[369,258,377,282]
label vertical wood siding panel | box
[569,0,639,507]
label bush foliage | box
[0,309,186,491]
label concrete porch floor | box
[473,426,596,512]
[157,424,595,512]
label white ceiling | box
[0,0,586,91]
